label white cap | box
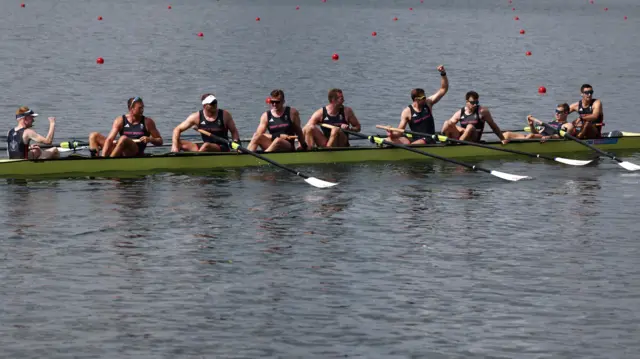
[16,108,39,120]
[201,95,217,105]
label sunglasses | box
[555,109,566,114]
[414,96,426,101]
[269,100,281,105]
[467,100,479,105]
[582,90,594,95]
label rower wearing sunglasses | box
[568,84,603,139]
[441,91,508,144]
[172,94,240,153]
[386,65,448,145]
[503,103,575,141]
[89,97,163,157]
[7,106,59,159]
[303,88,361,148]
[247,89,306,152]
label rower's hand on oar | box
[340,123,350,130]
[139,136,150,144]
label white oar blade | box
[554,157,593,166]
[489,170,531,182]
[618,161,640,171]
[304,177,339,188]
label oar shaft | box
[195,129,306,178]
[326,124,489,173]
[377,125,557,161]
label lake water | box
[1,0,640,358]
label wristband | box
[440,71,447,77]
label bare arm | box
[305,108,323,127]
[223,110,240,142]
[290,108,307,149]
[24,117,56,145]
[482,108,505,141]
[427,65,449,106]
[527,115,540,134]
[172,112,199,146]
[568,102,579,114]
[443,110,462,128]
[255,112,269,137]
[102,117,123,157]
[389,108,411,139]
[345,107,361,132]
[144,118,163,146]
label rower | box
[172,94,240,152]
[7,106,59,159]
[441,91,508,144]
[568,84,603,139]
[386,65,448,145]
[503,103,575,142]
[89,97,163,157]
[303,88,361,148]
[247,89,307,152]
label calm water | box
[2,0,640,358]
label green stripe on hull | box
[1,136,639,178]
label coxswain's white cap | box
[201,95,217,105]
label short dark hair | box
[580,84,593,92]
[465,91,479,101]
[557,103,570,113]
[328,88,343,102]
[270,89,285,100]
[411,88,426,101]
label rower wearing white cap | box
[171,93,240,152]
[7,106,59,159]
[89,97,163,157]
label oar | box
[322,124,530,181]
[195,129,338,188]
[376,125,592,166]
[541,123,640,171]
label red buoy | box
[520,29,525,34]
[168,5,172,9]
[409,7,413,11]
[96,57,104,64]
[508,0,512,3]
[197,32,203,37]
[538,86,547,94]
[97,16,103,20]
[256,17,260,21]
[332,53,339,61]
[421,0,424,3]
[512,7,515,11]
[265,97,271,104]
[322,0,326,2]
[20,3,25,7]
[624,16,628,20]
[590,0,594,3]
[296,6,299,10]
[604,7,608,11]
[514,16,519,20]
[372,31,377,36]
[526,51,532,56]
[393,17,398,21]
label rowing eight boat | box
[1,133,639,178]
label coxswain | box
[247,89,306,152]
[7,106,59,159]
[386,65,449,145]
[172,94,240,152]
[303,88,361,148]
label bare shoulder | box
[401,106,411,117]
[223,109,233,119]
[289,107,300,116]
[479,106,492,115]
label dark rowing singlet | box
[198,109,228,143]
[459,106,484,140]
[7,128,28,159]
[408,104,436,143]
[119,114,150,155]
[320,106,349,145]
[267,106,295,147]
[578,99,603,135]
[539,121,566,136]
